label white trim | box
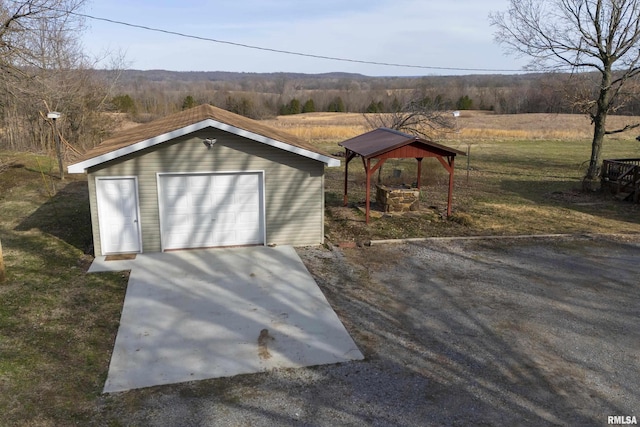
[68,119,340,173]
[156,171,266,251]
[95,176,143,255]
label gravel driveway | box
[98,235,640,426]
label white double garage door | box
[159,172,264,250]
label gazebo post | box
[365,158,371,224]
[447,156,455,217]
[343,151,350,206]
[343,150,357,206]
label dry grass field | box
[264,110,640,145]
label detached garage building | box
[68,104,339,256]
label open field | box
[1,111,640,425]
[263,111,640,146]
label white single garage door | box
[159,172,264,250]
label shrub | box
[448,212,474,226]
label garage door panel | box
[235,231,261,244]
[189,175,211,186]
[166,231,210,249]
[162,188,188,211]
[213,211,236,224]
[189,190,213,208]
[165,213,190,227]
[235,191,259,205]
[192,212,214,225]
[236,211,259,224]
[160,173,263,250]
[212,195,235,213]
[234,174,258,186]
[212,230,236,246]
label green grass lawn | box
[1,135,639,424]
[0,152,128,425]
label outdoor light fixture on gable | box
[202,138,217,149]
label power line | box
[73,11,526,73]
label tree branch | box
[605,122,640,134]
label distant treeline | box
[102,70,640,121]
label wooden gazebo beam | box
[436,155,456,217]
[343,150,357,205]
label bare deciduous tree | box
[362,91,456,183]
[0,1,119,159]
[363,91,455,139]
[0,0,121,275]
[490,0,640,189]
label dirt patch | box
[257,328,274,360]
[105,254,137,261]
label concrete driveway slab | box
[90,246,363,393]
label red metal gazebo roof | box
[339,128,465,158]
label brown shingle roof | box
[76,104,333,163]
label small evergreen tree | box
[366,100,383,113]
[279,98,303,115]
[390,97,402,112]
[279,103,290,115]
[327,96,345,112]
[456,95,473,110]
[111,94,137,115]
[289,98,301,115]
[302,98,316,113]
[182,95,197,110]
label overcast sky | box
[82,0,528,76]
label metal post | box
[48,112,63,180]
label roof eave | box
[68,118,339,173]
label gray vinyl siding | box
[87,129,325,256]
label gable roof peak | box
[68,104,339,173]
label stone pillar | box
[376,184,420,213]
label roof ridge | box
[68,104,340,172]
[379,127,416,139]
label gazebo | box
[339,128,466,223]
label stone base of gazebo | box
[376,184,420,212]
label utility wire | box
[71,11,527,73]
